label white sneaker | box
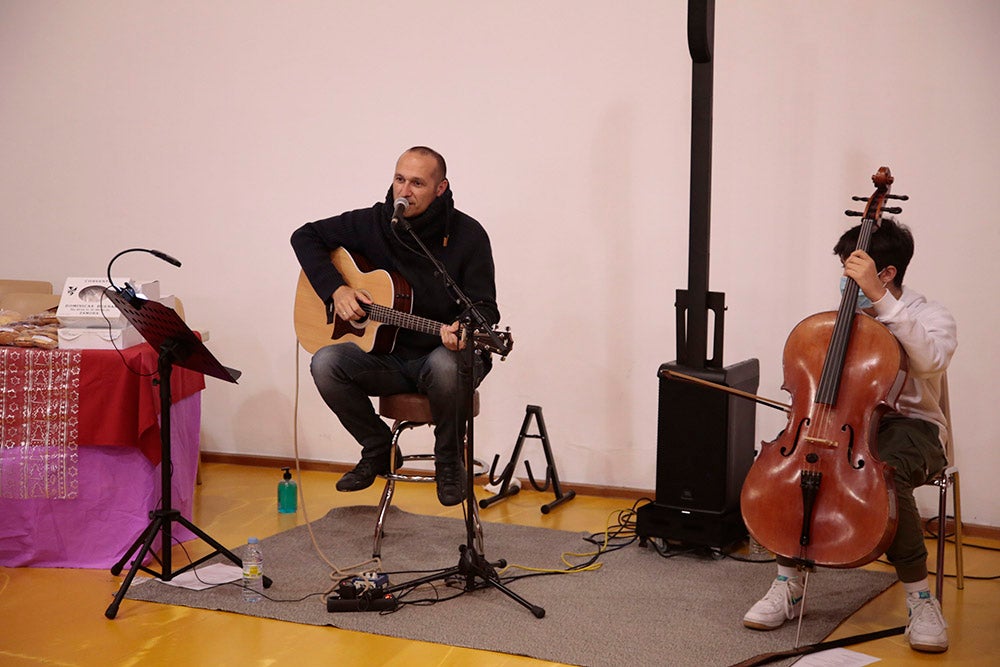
[906,591,948,653]
[743,575,804,630]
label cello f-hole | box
[780,417,809,457]
[841,423,865,470]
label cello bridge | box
[802,436,838,449]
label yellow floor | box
[1,462,998,666]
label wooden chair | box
[926,373,964,606]
[0,279,53,296]
[372,391,483,558]
[0,292,60,316]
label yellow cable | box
[496,507,640,576]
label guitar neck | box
[363,303,444,337]
[362,297,511,357]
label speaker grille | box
[654,360,759,514]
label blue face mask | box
[839,276,876,309]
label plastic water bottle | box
[278,466,297,514]
[242,537,264,602]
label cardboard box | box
[58,325,145,350]
[55,277,159,328]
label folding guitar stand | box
[480,404,575,514]
[103,287,269,619]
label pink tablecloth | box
[0,344,204,569]
[0,394,201,568]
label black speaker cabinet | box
[636,358,759,548]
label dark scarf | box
[382,186,454,247]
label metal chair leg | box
[935,473,948,603]
[932,465,964,607]
[372,421,408,559]
[952,470,964,590]
[372,477,395,558]
[471,500,485,553]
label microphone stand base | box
[382,544,545,619]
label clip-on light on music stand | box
[103,289,269,619]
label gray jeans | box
[309,342,489,465]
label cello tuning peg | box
[851,196,869,201]
[882,206,903,214]
[886,194,909,201]
[845,210,864,217]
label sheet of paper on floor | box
[152,563,244,591]
[796,647,880,667]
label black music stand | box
[103,289,268,619]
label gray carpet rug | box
[125,506,897,666]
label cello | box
[739,166,909,569]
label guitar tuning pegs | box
[845,210,864,217]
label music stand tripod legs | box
[105,341,269,618]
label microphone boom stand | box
[382,220,543,618]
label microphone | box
[149,249,182,267]
[391,198,410,230]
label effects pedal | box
[327,572,396,612]
[326,591,398,613]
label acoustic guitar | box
[294,248,512,357]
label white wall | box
[2,1,998,526]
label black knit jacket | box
[290,186,500,359]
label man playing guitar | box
[291,146,501,506]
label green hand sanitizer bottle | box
[278,466,297,513]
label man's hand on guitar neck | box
[332,285,372,322]
[441,321,467,352]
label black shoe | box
[336,458,385,492]
[435,461,467,506]
[336,447,403,492]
